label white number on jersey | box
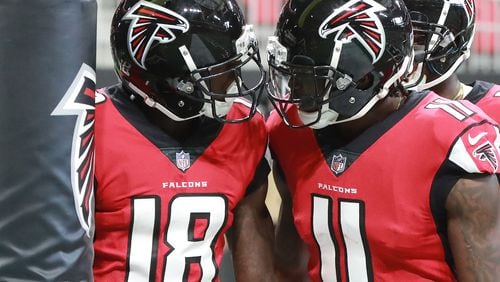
[425,98,475,121]
[312,195,372,282]
[127,195,227,282]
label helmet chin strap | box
[298,104,339,129]
[126,81,202,122]
[202,82,237,118]
[178,45,233,119]
[404,62,427,91]
[408,50,469,92]
[418,52,468,90]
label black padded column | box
[0,0,96,280]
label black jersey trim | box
[429,161,461,277]
[314,91,429,176]
[465,80,494,104]
[105,84,223,172]
[245,147,271,196]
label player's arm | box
[446,174,500,281]
[273,162,310,282]
[226,160,278,282]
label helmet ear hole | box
[355,73,375,91]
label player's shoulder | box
[94,84,143,127]
[265,108,316,155]
[470,80,499,94]
[466,81,500,123]
[409,91,500,174]
[223,99,267,141]
[265,107,302,136]
[266,109,284,132]
[229,99,265,121]
[466,80,500,102]
[95,84,124,106]
[411,90,492,126]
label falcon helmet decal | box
[123,1,190,69]
[318,0,386,63]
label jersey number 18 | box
[127,194,227,282]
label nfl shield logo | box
[176,150,190,171]
[331,153,347,174]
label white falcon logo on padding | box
[51,63,96,237]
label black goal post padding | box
[0,0,96,280]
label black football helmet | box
[403,0,475,90]
[266,0,413,129]
[111,0,265,122]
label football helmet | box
[403,0,475,91]
[266,0,413,129]
[111,0,265,122]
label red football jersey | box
[94,86,268,281]
[268,91,500,282]
[466,80,500,123]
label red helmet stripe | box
[363,28,381,40]
[360,21,376,27]
[138,7,175,22]
[135,40,147,63]
[329,4,366,24]
[133,25,148,34]
[132,33,145,49]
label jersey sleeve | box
[423,96,500,175]
[448,122,500,174]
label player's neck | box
[431,74,463,100]
[333,95,406,143]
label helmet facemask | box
[177,27,266,123]
[403,1,475,91]
[267,49,352,128]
